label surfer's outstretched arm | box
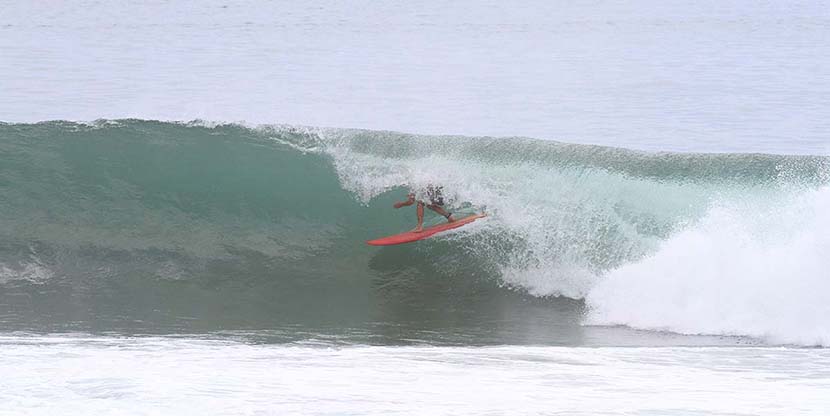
[393,193,416,208]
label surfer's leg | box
[427,205,455,222]
[393,193,416,209]
[413,202,425,232]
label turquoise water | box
[1,120,827,346]
[2,1,830,413]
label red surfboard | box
[367,213,486,246]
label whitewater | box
[1,120,827,346]
[2,0,830,414]
[2,335,829,416]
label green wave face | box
[0,120,826,339]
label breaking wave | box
[0,120,827,345]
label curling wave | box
[0,120,827,345]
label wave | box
[0,120,828,345]
[586,186,830,346]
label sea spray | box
[1,120,828,344]
[587,186,830,346]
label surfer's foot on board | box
[411,226,424,233]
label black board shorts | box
[426,186,445,206]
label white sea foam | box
[2,0,828,352]
[0,334,828,415]
[588,186,830,346]
[0,261,54,285]
[309,128,830,345]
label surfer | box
[393,185,456,232]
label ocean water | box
[3,0,830,154]
[1,1,829,415]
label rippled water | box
[2,1,829,414]
[2,0,829,153]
